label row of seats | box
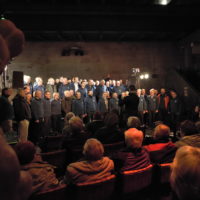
[29,163,172,200]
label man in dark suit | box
[120,85,139,121]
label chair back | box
[29,184,67,200]
[73,175,116,200]
[103,141,125,156]
[40,149,67,177]
[120,164,153,194]
[160,163,172,184]
[43,135,64,152]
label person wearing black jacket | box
[85,90,97,122]
[51,92,62,133]
[169,90,182,136]
[43,91,51,135]
[72,91,85,118]
[13,89,31,142]
[120,85,139,121]
[0,88,14,133]
[29,90,44,144]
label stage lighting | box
[144,74,149,79]
[140,75,144,79]
[154,0,172,5]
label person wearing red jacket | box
[157,88,169,123]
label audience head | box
[69,116,84,133]
[64,112,75,124]
[104,113,119,128]
[153,124,170,141]
[14,141,36,165]
[127,116,141,129]
[83,138,104,161]
[171,146,200,200]
[180,120,197,137]
[124,128,143,149]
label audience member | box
[94,113,124,144]
[112,128,150,172]
[86,112,104,137]
[14,141,59,194]
[175,120,200,148]
[171,146,200,200]
[63,138,114,184]
[144,124,177,163]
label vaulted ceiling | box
[1,0,200,41]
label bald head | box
[154,124,170,141]
[125,128,144,149]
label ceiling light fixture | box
[154,0,172,6]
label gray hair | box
[83,139,104,161]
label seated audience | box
[112,128,151,172]
[86,112,104,137]
[144,124,177,163]
[171,146,200,200]
[0,130,32,200]
[94,113,124,144]
[62,117,88,162]
[14,141,59,194]
[63,138,114,184]
[62,112,75,134]
[175,120,200,148]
